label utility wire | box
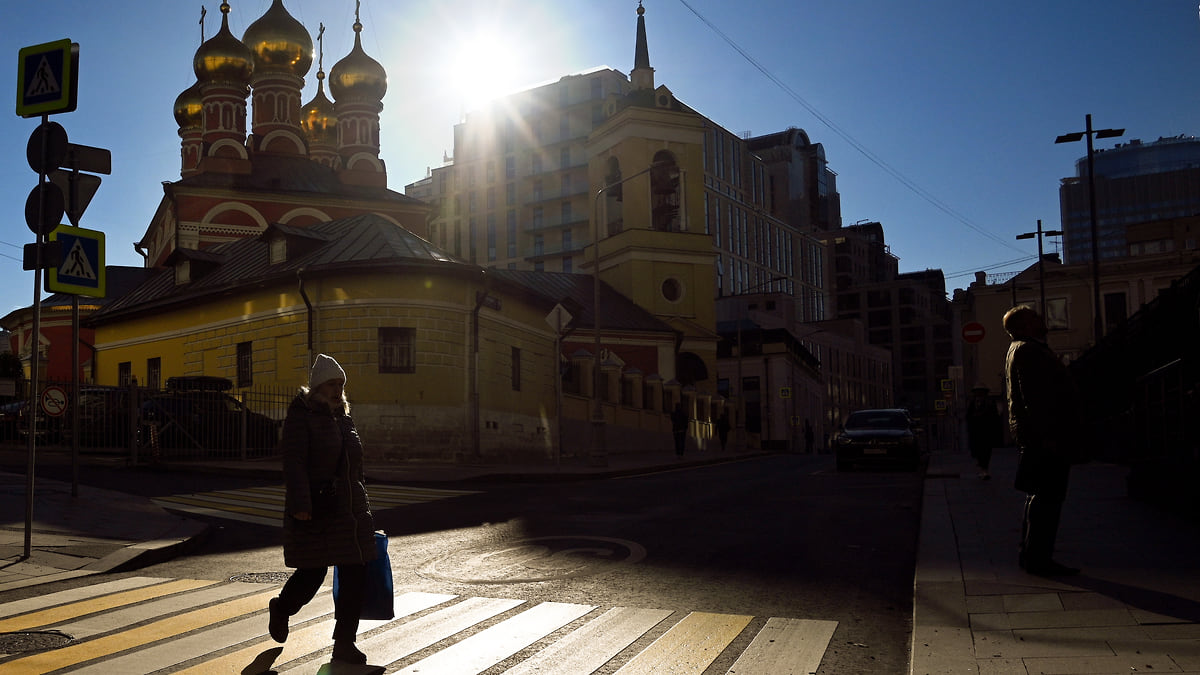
[676,0,1028,255]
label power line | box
[675,0,1028,255]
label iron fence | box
[0,380,294,463]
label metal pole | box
[1085,114,1103,344]
[1036,220,1047,313]
[25,114,49,558]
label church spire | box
[631,1,655,91]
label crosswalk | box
[152,485,480,526]
[0,576,838,674]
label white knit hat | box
[309,354,347,389]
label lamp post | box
[1015,219,1063,314]
[1055,114,1123,344]
[590,160,673,465]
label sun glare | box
[444,28,529,112]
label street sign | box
[48,225,105,297]
[25,181,64,235]
[779,386,792,399]
[48,170,102,225]
[26,120,68,173]
[41,385,68,417]
[16,39,78,117]
[961,321,986,343]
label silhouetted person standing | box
[716,411,730,451]
[1004,306,1083,576]
[966,385,1002,479]
[671,403,687,456]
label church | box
[74,1,727,462]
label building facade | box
[1060,135,1200,264]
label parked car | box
[77,386,146,448]
[0,398,67,445]
[140,388,281,454]
[835,408,922,471]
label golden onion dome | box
[193,3,254,85]
[242,0,313,76]
[329,20,386,103]
[301,73,338,145]
[173,80,204,128]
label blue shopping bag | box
[334,531,394,620]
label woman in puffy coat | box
[268,354,376,665]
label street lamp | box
[589,160,674,466]
[1015,219,1062,314]
[1055,114,1123,344]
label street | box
[1,453,923,673]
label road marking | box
[0,577,838,674]
[152,484,480,525]
[615,611,753,674]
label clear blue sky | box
[2,0,1198,315]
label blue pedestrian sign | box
[16,39,78,117]
[48,225,105,297]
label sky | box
[2,0,1198,316]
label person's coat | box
[281,392,376,569]
[1006,338,1082,497]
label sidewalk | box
[911,447,1200,674]
[0,446,757,594]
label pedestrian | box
[268,354,377,665]
[671,403,688,456]
[716,411,731,451]
[804,419,814,454]
[1004,306,1084,577]
[966,384,1002,479]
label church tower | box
[329,1,388,187]
[585,2,717,388]
[243,0,313,155]
[192,1,254,175]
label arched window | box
[604,157,623,235]
[650,150,680,232]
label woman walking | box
[268,354,376,664]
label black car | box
[140,389,280,454]
[834,408,922,471]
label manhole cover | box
[0,631,73,652]
[419,535,646,584]
[229,572,291,584]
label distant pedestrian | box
[269,354,377,665]
[804,419,815,454]
[1004,306,1084,577]
[966,384,1002,479]
[671,403,688,456]
[716,411,731,451]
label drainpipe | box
[469,274,490,460]
[297,268,314,365]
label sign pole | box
[24,115,48,559]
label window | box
[487,214,497,262]
[511,347,521,391]
[506,211,517,258]
[118,362,132,386]
[562,229,572,251]
[1045,298,1069,330]
[379,327,416,373]
[147,357,161,389]
[560,147,570,170]
[562,256,572,273]
[237,341,253,387]
[1103,292,1127,334]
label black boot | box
[332,639,367,664]
[268,597,288,643]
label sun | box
[443,27,530,112]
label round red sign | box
[961,321,987,344]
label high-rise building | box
[1060,135,1200,263]
[410,33,833,322]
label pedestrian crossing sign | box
[16,39,78,117]
[48,224,105,297]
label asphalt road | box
[11,453,923,673]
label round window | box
[661,277,682,302]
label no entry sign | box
[961,321,986,344]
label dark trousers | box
[277,564,366,641]
[673,431,685,455]
[1020,493,1064,566]
[970,443,993,471]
